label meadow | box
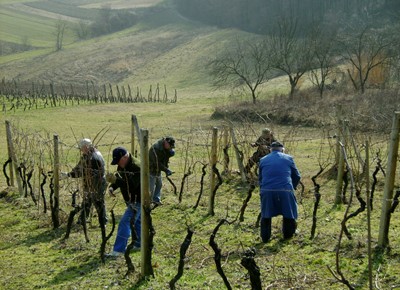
[1,1,400,289]
[1,92,399,289]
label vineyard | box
[0,79,177,113]
[1,105,400,289]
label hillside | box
[0,0,257,94]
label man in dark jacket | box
[106,147,141,257]
[149,136,175,205]
[258,141,301,242]
[245,128,277,175]
[61,138,107,226]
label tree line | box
[209,14,400,103]
[174,0,400,34]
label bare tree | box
[308,24,338,98]
[210,37,272,104]
[54,20,66,52]
[338,20,396,93]
[75,20,90,40]
[269,18,313,99]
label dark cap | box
[270,141,284,148]
[165,136,175,148]
[111,147,128,165]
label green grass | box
[0,1,259,94]
[0,7,77,47]
[0,0,37,3]
[1,3,399,288]
[25,1,100,21]
[0,97,399,289]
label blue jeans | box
[150,174,162,203]
[113,203,141,253]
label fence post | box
[335,120,345,205]
[378,111,400,247]
[365,139,373,290]
[131,115,141,156]
[140,129,152,276]
[53,134,60,228]
[5,121,14,186]
[223,125,229,174]
[209,127,218,216]
[230,126,247,183]
[5,120,23,195]
[335,105,342,166]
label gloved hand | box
[169,149,175,157]
[60,172,69,180]
[108,187,116,197]
[166,169,173,176]
[106,172,116,183]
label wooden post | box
[5,121,14,186]
[53,134,60,228]
[365,140,373,290]
[223,125,229,174]
[335,105,342,166]
[230,126,247,183]
[335,120,344,205]
[140,129,152,276]
[132,115,141,157]
[5,121,22,195]
[209,127,218,216]
[378,111,400,247]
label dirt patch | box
[79,0,162,9]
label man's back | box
[259,151,298,191]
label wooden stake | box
[53,134,60,228]
[365,139,373,290]
[140,129,152,276]
[335,120,345,205]
[378,111,400,247]
[230,126,247,183]
[223,125,229,174]
[5,121,14,186]
[209,127,218,216]
[5,120,23,195]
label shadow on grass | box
[41,255,102,288]
[354,246,387,290]
[0,228,67,250]
[127,276,150,290]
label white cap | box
[77,138,92,149]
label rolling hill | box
[0,0,258,95]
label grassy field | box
[0,6,77,47]
[0,92,399,289]
[1,1,400,289]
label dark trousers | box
[79,195,107,225]
[260,217,297,242]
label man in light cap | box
[61,138,108,226]
[258,141,301,242]
[245,128,277,176]
[106,147,141,257]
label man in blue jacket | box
[258,141,301,242]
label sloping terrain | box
[0,1,251,93]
